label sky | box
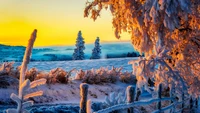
[0,0,131,47]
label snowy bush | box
[75,67,136,84]
[119,71,136,84]
[129,42,188,97]
[0,62,14,75]
[91,37,101,59]
[1,62,136,85]
[0,65,76,84]
[0,63,40,82]
[34,68,75,84]
[35,71,49,81]
[104,92,126,107]
[47,68,75,84]
[0,63,20,88]
[73,31,85,60]
[83,68,117,84]
[87,92,129,113]
[101,92,127,113]
[75,69,85,80]
[0,62,20,79]
[48,68,67,84]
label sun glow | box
[0,0,130,47]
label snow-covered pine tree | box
[91,37,101,59]
[73,31,85,60]
[84,0,200,96]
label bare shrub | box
[75,67,136,84]
[34,68,75,84]
[48,68,75,84]
[75,69,85,80]
[119,71,136,84]
[35,72,49,82]
[25,68,38,81]
[1,62,136,85]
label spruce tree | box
[91,37,101,59]
[72,31,85,60]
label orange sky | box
[0,0,131,47]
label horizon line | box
[0,40,131,47]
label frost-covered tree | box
[73,31,85,60]
[91,37,101,59]
[6,30,46,113]
[84,0,200,96]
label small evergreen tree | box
[91,37,101,59]
[73,31,85,60]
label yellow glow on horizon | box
[0,0,131,47]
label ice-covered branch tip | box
[20,29,37,86]
[24,91,43,100]
[30,78,46,88]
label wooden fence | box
[79,83,199,113]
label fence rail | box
[94,97,175,113]
[79,83,199,113]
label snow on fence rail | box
[79,83,199,113]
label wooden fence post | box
[190,96,193,113]
[126,85,136,113]
[157,83,162,113]
[86,99,92,113]
[135,89,141,101]
[80,83,89,113]
[181,93,184,113]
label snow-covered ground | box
[0,81,130,104]
[13,57,138,72]
[2,57,199,112]
[0,81,132,112]
[0,57,140,112]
